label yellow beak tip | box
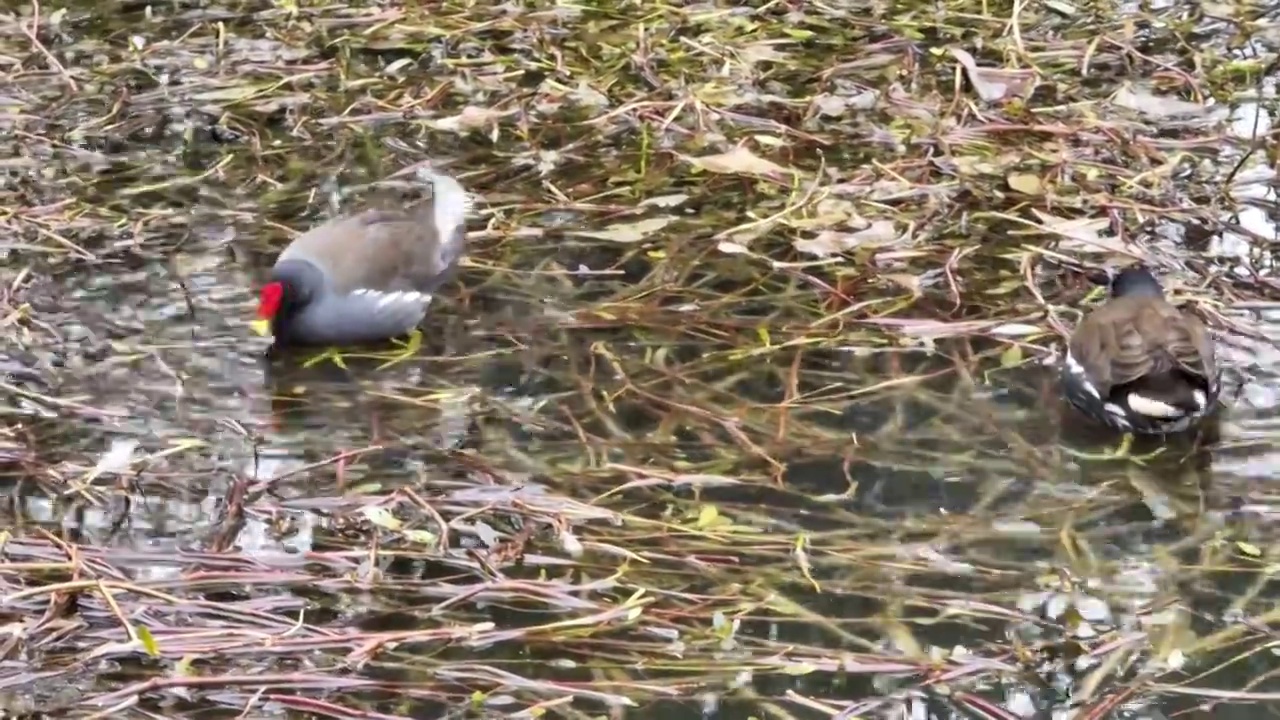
[249,319,272,337]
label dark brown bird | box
[1061,266,1220,434]
[250,170,470,346]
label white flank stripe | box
[1064,351,1100,398]
[368,290,429,309]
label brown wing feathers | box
[1072,296,1212,393]
[281,208,441,295]
[1064,266,1221,431]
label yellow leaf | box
[570,217,673,243]
[361,506,402,531]
[1007,173,1044,195]
[1000,344,1024,368]
[696,504,720,529]
[175,655,196,676]
[403,529,439,545]
[136,625,159,657]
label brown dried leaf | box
[1007,173,1044,195]
[1112,84,1209,118]
[812,90,877,116]
[884,273,922,296]
[431,106,513,133]
[686,146,796,179]
[792,220,901,257]
[790,197,860,230]
[717,240,752,255]
[1029,209,1140,257]
[738,40,791,65]
[571,217,673,244]
[792,232,856,257]
[640,193,690,208]
[950,48,1037,102]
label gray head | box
[1110,266,1165,299]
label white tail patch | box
[1125,393,1186,418]
[1192,389,1206,410]
[419,170,474,241]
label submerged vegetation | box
[3,0,1280,717]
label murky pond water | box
[4,0,1280,718]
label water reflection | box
[4,231,1268,717]
[6,2,1280,718]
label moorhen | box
[250,170,471,346]
[1061,266,1221,436]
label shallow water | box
[5,0,1280,718]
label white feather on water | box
[88,438,139,480]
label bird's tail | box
[1121,371,1206,418]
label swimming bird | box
[1061,266,1220,435]
[250,170,471,346]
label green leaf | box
[175,654,196,675]
[136,625,159,657]
[1000,344,1023,368]
[361,506,402,531]
[696,504,720,529]
[403,529,439,545]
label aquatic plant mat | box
[4,0,1280,717]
